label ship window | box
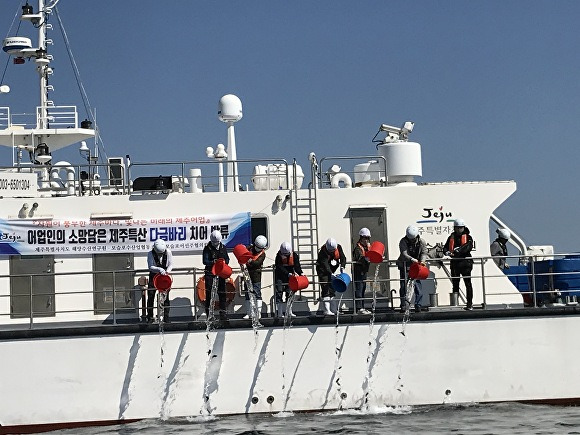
[251,216,268,247]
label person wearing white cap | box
[443,218,475,310]
[352,228,372,314]
[274,241,303,317]
[202,229,230,319]
[316,238,346,315]
[491,228,511,270]
[243,235,268,319]
[147,239,173,322]
[397,225,428,312]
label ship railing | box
[36,105,79,129]
[1,253,579,330]
[127,159,291,194]
[0,106,79,130]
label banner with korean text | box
[0,212,251,256]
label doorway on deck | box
[348,208,392,309]
[10,255,55,319]
[93,253,134,315]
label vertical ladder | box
[290,160,319,299]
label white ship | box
[1,1,579,433]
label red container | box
[212,259,233,279]
[288,275,309,292]
[153,273,173,292]
[365,241,385,264]
[409,262,429,280]
[233,244,253,265]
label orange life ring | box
[196,276,235,308]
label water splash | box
[393,278,415,398]
[360,264,381,410]
[333,294,345,409]
[201,278,219,416]
[241,265,262,349]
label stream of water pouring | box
[201,277,219,416]
[333,294,345,409]
[359,264,381,410]
[241,265,262,343]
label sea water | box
[52,403,580,434]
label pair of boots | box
[276,302,296,318]
[323,297,336,315]
[243,299,263,319]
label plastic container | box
[331,273,351,293]
[409,262,429,280]
[289,275,309,292]
[233,244,253,265]
[212,259,232,279]
[552,256,580,297]
[153,274,172,292]
[365,241,385,264]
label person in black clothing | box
[274,241,303,317]
[316,237,347,315]
[202,229,230,319]
[490,228,510,270]
[444,218,475,310]
[352,228,372,314]
[147,239,173,322]
[243,235,267,319]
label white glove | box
[412,258,418,263]
[160,269,166,275]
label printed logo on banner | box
[0,212,252,256]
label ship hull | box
[2,308,580,432]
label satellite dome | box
[218,94,243,123]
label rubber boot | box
[256,299,263,318]
[243,300,251,319]
[276,302,285,318]
[288,304,297,317]
[323,297,334,315]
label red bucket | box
[409,262,429,280]
[233,244,253,265]
[153,273,172,292]
[365,241,385,264]
[212,259,233,279]
[288,275,309,292]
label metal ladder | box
[289,160,320,299]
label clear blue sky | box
[1,1,579,252]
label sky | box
[1,0,579,252]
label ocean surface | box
[53,403,580,435]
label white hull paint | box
[2,311,580,430]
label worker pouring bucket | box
[212,259,233,279]
[365,241,385,263]
[289,275,309,292]
[409,262,429,280]
[331,273,351,293]
[233,244,253,265]
[153,274,172,292]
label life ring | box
[196,276,235,308]
[331,172,352,188]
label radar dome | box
[218,94,243,123]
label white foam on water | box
[273,411,295,418]
[186,414,218,422]
[330,404,413,416]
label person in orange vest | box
[444,218,475,310]
[243,235,267,319]
[274,241,303,317]
[397,225,427,312]
[352,228,372,314]
[316,238,347,315]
